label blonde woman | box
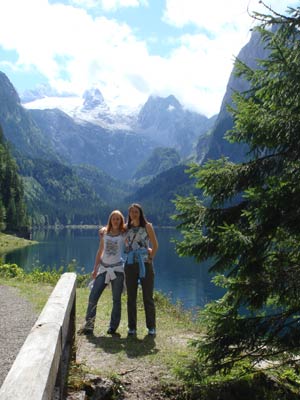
[79,210,126,336]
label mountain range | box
[0,28,269,226]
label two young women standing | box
[80,203,158,336]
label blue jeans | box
[85,271,124,330]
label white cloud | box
[163,0,297,31]
[0,0,297,117]
[157,0,299,116]
[163,0,249,33]
[69,0,148,11]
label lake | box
[3,227,224,311]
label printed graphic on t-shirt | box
[106,237,119,256]
[125,228,148,252]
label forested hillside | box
[18,157,115,226]
[0,126,28,233]
[133,147,181,184]
[126,164,202,224]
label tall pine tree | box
[174,4,300,377]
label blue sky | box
[0,0,297,116]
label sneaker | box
[107,327,116,335]
[148,328,156,336]
[127,329,137,336]
[77,326,93,336]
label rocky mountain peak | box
[137,95,183,130]
[145,94,181,110]
[135,94,214,157]
[82,88,106,110]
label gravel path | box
[0,285,38,386]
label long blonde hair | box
[106,210,126,234]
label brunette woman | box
[124,203,159,336]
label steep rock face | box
[29,108,158,180]
[0,72,58,161]
[138,95,182,130]
[0,72,20,106]
[203,30,270,163]
[195,132,212,164]
[137,95,215,157]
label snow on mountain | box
[22,95,82,114]
[21,87,139,131]
[20,85,216,158]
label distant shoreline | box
[0,232,38,256]
[31,224,176,230]
[31,224,100,230]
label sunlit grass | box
[0,232,37,256]
[2,265,298,399]
[0,264,201,374]
[75,284,201,384]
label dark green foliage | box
[0,72,59,161]
[128,164,202,225]
[0,262,90,286]
[174,4,300,381]
[133,147,181,181]
[73,164,131,206]
[0,125,28,232]
[18,157,111,226]
[175,370,300,400]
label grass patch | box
[2,266,300,399]
[75,286,200,370]
[0,232,37,255]
[1,269,198,397]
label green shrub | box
[0,263,25,278]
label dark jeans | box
[85,271,124,330]
[125,262,156,330]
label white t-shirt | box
[101,233,125,266]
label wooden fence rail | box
[0,272,77,400]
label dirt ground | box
[75,331,191,399]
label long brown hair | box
[106,210,126,234]
[127,203,148,229]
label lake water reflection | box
[4,227,224,310]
